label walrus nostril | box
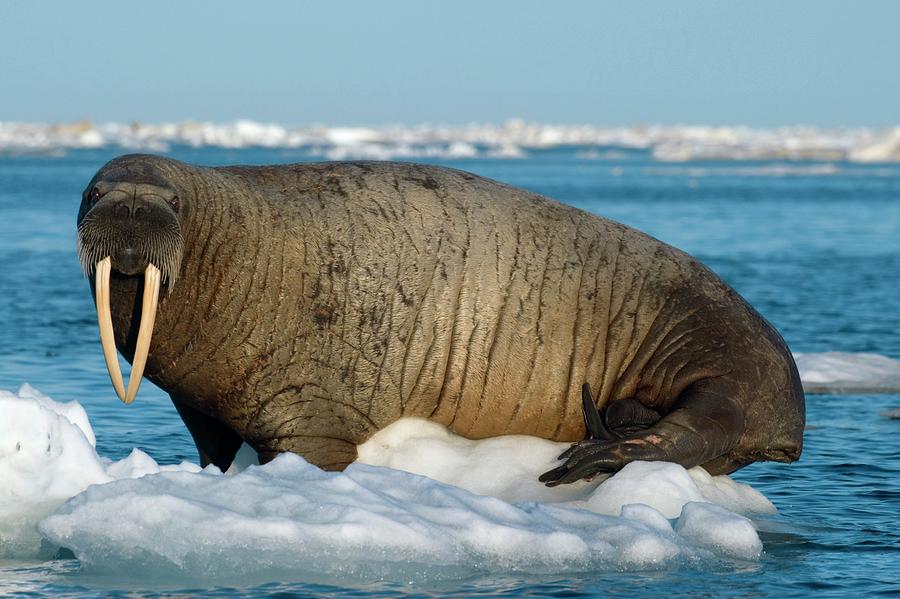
[116,203,130,217]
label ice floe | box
[794,352,900,394]
[0,385,198,558]
[3,119,900,162]
[1,385,774,581]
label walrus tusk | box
[125,262,161,403]
[95,257,161,404]
[95,257,126,402]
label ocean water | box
[0,146,898,597]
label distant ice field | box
[3,120,900,163]
[0,146,897,596]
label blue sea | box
[0,146,898,597]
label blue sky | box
[1,0,897,126]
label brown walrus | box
[76,154,805,485]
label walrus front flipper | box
[539,381,744,487]
[254,435,358,472]
[172,397,243,472]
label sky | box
[1,0,898,127]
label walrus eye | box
[169,195,180,212]
[90,187,101,204]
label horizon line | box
[2,119,900,130]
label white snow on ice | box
[794,352,900,394]
[3,119,900,162]
[0,385,199,558]
[1,385,775,582]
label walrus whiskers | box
[78,218,183,287]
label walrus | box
[76,154,805,485]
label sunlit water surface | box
[0,148,898,597]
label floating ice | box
[0,385,197,558]
[3,386,775,582]
[675,502,762,559]
[0,384,109,558]
[3,120,900,162]
[38,455,768,582]
[794,352,900,394]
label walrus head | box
[76,155,187,404]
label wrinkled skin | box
[76,154,805,483]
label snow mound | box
[358,418,774,518]
[0,385,197,558]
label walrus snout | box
[76,185,185,286]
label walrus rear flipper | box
[581,384,662,441]
[539,380,744,487]
[580,383,611,440]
